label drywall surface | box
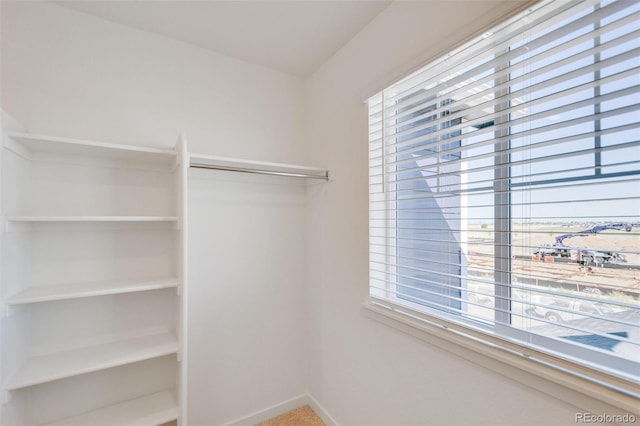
[304,1,627,425]
[1,2,308,423]
[188,169,308,425]
[0,1,305,164]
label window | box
[368,0,639,397]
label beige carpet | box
[257,405,325,426]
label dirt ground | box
[466,224,640,297]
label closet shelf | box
[6,278,179,305]
[5,216,178,222]
[190,152,329,180]
[5,331,178,391]
[41,390,178,426]
[4,132,175,165]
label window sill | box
[362,299,639,416]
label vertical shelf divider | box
[176,133,189,426]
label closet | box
[1,131,188,425]
[0,124,328,425]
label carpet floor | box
[257,405,325,426]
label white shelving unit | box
[6,331,178,391]
[1,129,187,426]
[42,390,178,426]
[6,216,178,222]
[6,277,179,306]
[4,132,176,166]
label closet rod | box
[190,162,329,180]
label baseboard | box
[224,393,338,426]
[306,393,338,426]
[224,394,308,426]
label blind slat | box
[368,0,640,388]
[385,0,633,106]
[387,18,640,125]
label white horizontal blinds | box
[369,0,640,384]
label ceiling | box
[54,0,391,78]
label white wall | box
[2,1,630,425]
[188,170,309,425]
[304,1,627,425]
[0,1,306,164]
[1,2,309,424]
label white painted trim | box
[224,393,338,426]
[224,394,309,426]
[176,133,189,426]
[0,110,24,424]
[363,302,640,416]
[306,393,339,426]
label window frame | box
[366,0,640,411]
